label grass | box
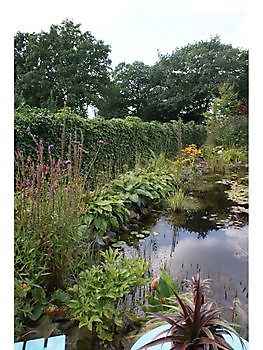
[166,188,201,212]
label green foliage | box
[142,269,179,313]
[15,19,111,116]
[14,140,94,335]
[100,61,153,118]
[205,84,248,147]
[101,37,248,123]
[166,188,201,212]
[82,168,178,237]
[68,248,149,343]
[202,145,248,173]
[15,107,207,187]
[83,194,130,237]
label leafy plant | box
[83,193,130,237]
[205,84,248,147]
[68,248,150,343]
[137,274,244,350]
[142,269,179,313]
[14,137,93,336]
[201,146,247,174]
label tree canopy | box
[15,22,248,123]
[100,37,248,122]
[14,19,112,116]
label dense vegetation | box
[15,107,206,187]
[14,17,248,349]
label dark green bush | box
[15,107,207,186]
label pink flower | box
[50,183,58,192]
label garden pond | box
[22,169,248,349]
[120,170,248,342]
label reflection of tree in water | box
[171,211,218,237]
[170,226,179,256]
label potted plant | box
[131,273,248,350]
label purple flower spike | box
[36,164,44,173]
[56,159,62,168]
[26,178,31,188]
[50,183,58,192]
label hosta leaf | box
[94,217,108,232]
[128,193,140,204]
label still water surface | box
[123,175,248,339]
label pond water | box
[122,173,248,339]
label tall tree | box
[99,61,153,118]
[150,36,248,122]
[101,37,248,123]
[14,19,112,116]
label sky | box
[13,0,249,67]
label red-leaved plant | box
[137,273,244,350]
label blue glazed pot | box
[131,323,249,350]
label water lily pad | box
[112,241,128,248]
[130,231,138,235]
[225,182,248,205]
[136,233,146,239]
[230,206,249,214]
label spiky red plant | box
[138,274,243,350]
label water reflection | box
[124,218,248,338]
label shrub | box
[68,248,149,344]
[205,84,248,147]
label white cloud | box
[14,0,132,34]
[221,13,249,49]
[184,0,248,16]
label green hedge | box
[15,107,207,185]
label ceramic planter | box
[131,323,249,350]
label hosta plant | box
[137,274,244,350]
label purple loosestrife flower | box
[50,183,58,192]
[36,164,44,173]
[56,159,62,169]
[97,139,107,145]
[26,178,31,188]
